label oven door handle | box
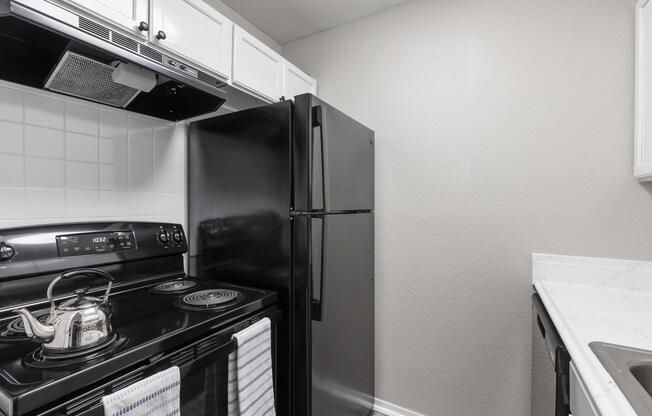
[154,339,237,380]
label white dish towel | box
[228,317,276,416]
[102,366,181,416]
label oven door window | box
[178,347,230,414]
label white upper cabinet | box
[58,0,149,38]
[150,0,232,80]
[232,25,283,102]
[636,0,652,180]
[50,0,317,104]
[283,60,317,100]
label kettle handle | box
[47,269,115,315]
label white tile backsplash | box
[128,116,154,144]
[99,164,129,191]
[24,189,65,219]
[24,92,64,129]
[0,188,24,220]
[0,85,23,122]
[65,189,99,217]
[154,168,177,193]
[0,81,186,229]
[155,125,185,168]
[65,101,99,136]
[65,132,99,162]
[99,110,128,141]
[65,161,99,189]
[0,120,23,155]
[129,142,153,168]
[130,164,154,192]
[99,191,128,217]
[129,192,154,216]
[0,154,24,187]
[25,126,64,159]
[99,138,128,165]
[25,158,65,188]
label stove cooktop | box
[0,276,277,416]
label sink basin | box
[632,365,652,397]
[590,342,652,415]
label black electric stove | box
[0,222,278,416]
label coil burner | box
[25,334,128,369]
[180,289,242,310]
[151,279,197,294]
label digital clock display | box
[56,231,136,257]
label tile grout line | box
[94,103,100,219]
[21,88,26,217]
[63,97,68,219]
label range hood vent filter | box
[45,51,140,107]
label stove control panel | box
[0,222,187,280]
[56,231,136,257]
[156,225,185,247]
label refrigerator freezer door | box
[310,213,374,416]
[293,94,375,213]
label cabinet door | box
[57,0,148,38]
[636,0,652,180]
[232,25,283,102]
[570,362,598,416]
[150,0,232,80]
[283,60,317,100]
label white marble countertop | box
[533,254,652,416]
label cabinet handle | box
[138,21,149,32]
[156,30,167,40]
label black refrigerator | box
[187,94,374,416]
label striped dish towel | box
[102,366,180,416]
[228,318,276,416]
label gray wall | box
[283,0,652,414]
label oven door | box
[38,308,280,416]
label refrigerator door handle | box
[312,105,330,212]
[311,215,326,321]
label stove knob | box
[172,230,184,244]
[157,230,170,245]
[0,242,15,261]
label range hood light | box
[111,62,157,93]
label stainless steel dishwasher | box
[532,293,571,416]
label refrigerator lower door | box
[309,212,374,416]
[293,94,375,213]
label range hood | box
[0,0,262,121]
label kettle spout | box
[14,308,55,341]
